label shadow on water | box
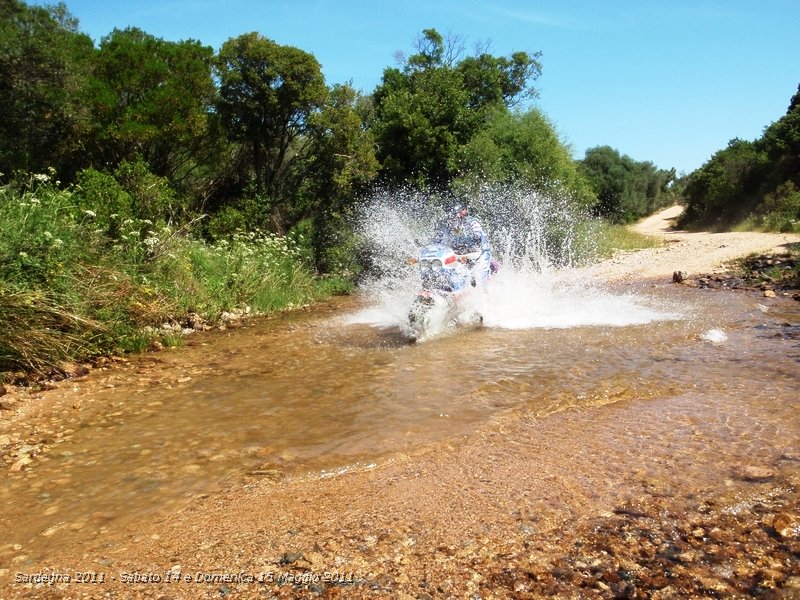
[325,322,414,350]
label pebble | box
[786,577,800,589]
[769,513,799,539]
[732,465,776,482]
[10,456,33,472]
[41,525,61,537]
[18,445,38,456]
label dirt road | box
[591,204,799,282]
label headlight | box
[432,259,442,271]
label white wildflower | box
[43,231,53,239]
[34,173,50,182]
[84,209,96,218]
[53,239,63,248]
[19,251,28,258]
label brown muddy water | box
[0,283,798,569]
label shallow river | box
[1,281,798,566]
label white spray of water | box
[345,184,678,335]
[701,329,728,344]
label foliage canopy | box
[1,2,681,271]
[371,28,543,187]
[680,84,800,232]
[579,146,676,223]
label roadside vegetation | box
[591,223,661,258]
[0,175,347,375]
[678,85,800,233]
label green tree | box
[215,32,328,229]
[0,0,93,179]
[679,84,800,231]
[304,84,379,271]
[302,85,379,214]
[679,139,765,228]
[759,84,800,190]
[457,107,593,205]
[579,146,675,223]
[372,29,542,187]
[87,28,217,183]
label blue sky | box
[33,0,800,175]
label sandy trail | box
[591,204,799,282]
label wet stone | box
[10,455,33,471]
[768,513,799,539]
[785,577,800,589]
[732,465,776,482]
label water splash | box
[701,328,728,344]
[346,184,678,335]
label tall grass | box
[592,222,661,258]
[0,177,345,376]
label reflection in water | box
[0,286,798,566]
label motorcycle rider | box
[432,204,493,286]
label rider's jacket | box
[433,216,491,254]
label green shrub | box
[0,178,84,291]
[760,181,800,233]
[0,178,344,375]
[73,168,134,238]
[206,206,246,241]
[114,158,178,224]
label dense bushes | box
[0,178,338,374]
[457,108,594,206]
[680,84,800,232]
[578,146,676,224]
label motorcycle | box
[406,243,486,341]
